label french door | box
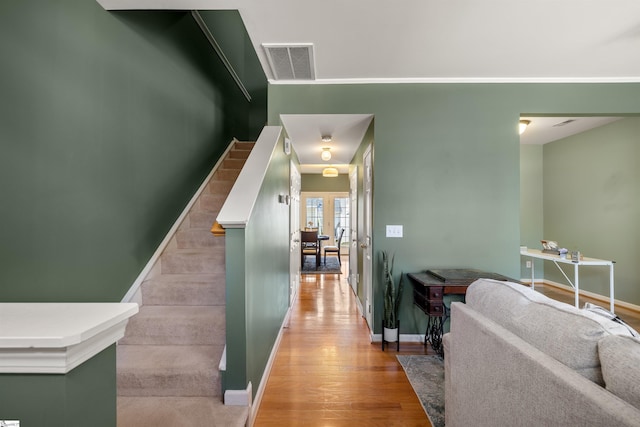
[300,192,349,251]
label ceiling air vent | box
[552,119,577,127]
[263,43,315,81]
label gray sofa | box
[444,278,640,427]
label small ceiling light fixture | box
[322,167,339,178]
[321,135,332,143]
[519,119,531,135]
[321,147,332,161]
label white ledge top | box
[0,303,139,373]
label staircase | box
[116,141,254,427]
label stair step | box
[228,149,250,160]
[117,396,248,427]
[222,158,246,170]
[188,211,218,229]
[141,274,225,306]
[117,345,222,397]
[120,305,225,345]
[195,193,227,214]
[207,180,234,196]
[233,141,254,151]
[175,228,224,249]
[214,168,241,181]
[161,248,225,275]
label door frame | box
[362,145,373,329]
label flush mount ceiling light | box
[322,167,339,178]
[321,135,332,143]
[321,147,332,161]
[519,119,531,135]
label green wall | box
[0,1,266,302]
[542,117,640,304]
[301,173,349,192]
[268,82,640,334]
[520,144,545,278]
[225,133,291,395]
[0,345,116,427]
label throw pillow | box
[583,302,639,338]
[599,334,640,410]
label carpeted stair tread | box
[120,305,225,345]
[161,248,225,275]
[188,211,219,229]
[222,158,246,169]
[117,345,223,397]
[214,168,241,181]
[141,275,225,306]
[117,396,248,427]
[207,180,234,196]
[175,228,225,249]
[195,193,227,214]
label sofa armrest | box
[446,302,640,427]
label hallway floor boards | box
[254,258,432,427]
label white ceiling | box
[98,0,640,171]
[281,114,373,174]
[519,116,623,145]
[100,0,640,83]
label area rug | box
[301,255,341,274]
[397,355,445,427]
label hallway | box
[253,258,432,426]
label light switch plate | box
[386,225,403,238]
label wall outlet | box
[526,261,532,268]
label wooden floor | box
[253,257,432,427]
[253,259,640,426]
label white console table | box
[520,248,615,313]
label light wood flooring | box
[253,259,640,426]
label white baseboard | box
[120,139,238,303]
[224,382,252,406]
[370,334,425,344]
[523,278,640,314]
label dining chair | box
[323,228,345,265]
[301,230,320,268]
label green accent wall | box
[0,2,266,302]
[224,134,291,395]
[301,174,349,192]
[0,345,116,427]
[520,144,545,278]
[268,82,640,334]
[542,117,640,304]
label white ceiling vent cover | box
[263,43,315,80]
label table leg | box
[425,315,444,355]
[610,264,615,313]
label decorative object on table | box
[397,355,444,427]
[381,251,404,351]
[559,248,569,259]
[541,239,560,255]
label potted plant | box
[381,251,404,348]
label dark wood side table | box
[408,269,518,355]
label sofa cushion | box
[599,335,640,409]
[465,278,633,385]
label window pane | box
[333,197,349,246]
[305,198,323,232]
